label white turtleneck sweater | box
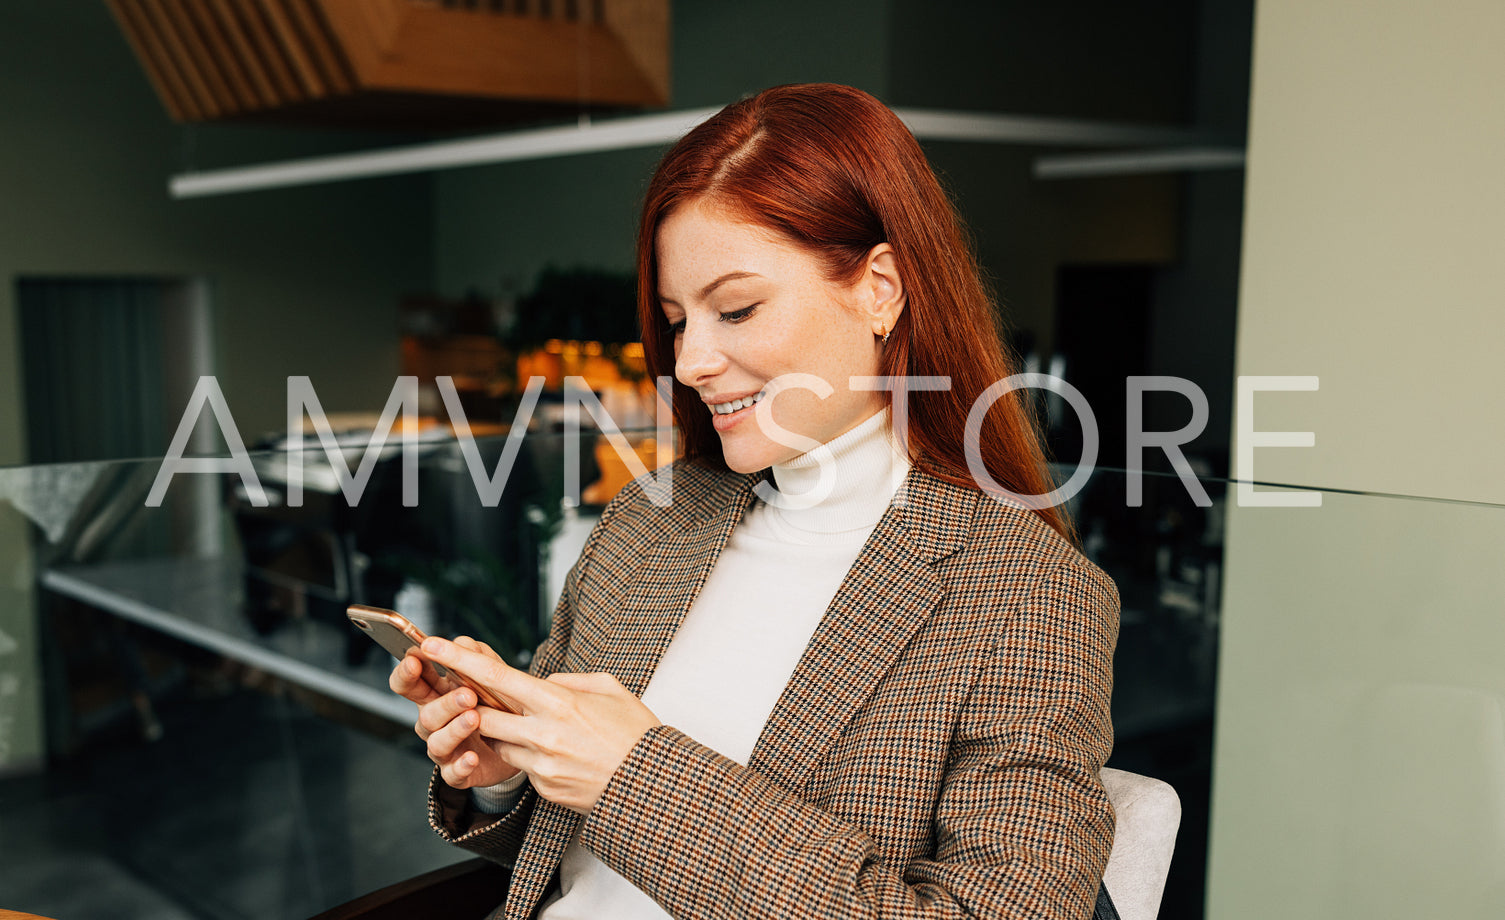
[474,408,911,919]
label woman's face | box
[656,199,897,473]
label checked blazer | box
[428,457,1120,920]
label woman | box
[392,83,1119,920]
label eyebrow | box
[658,271,763,305]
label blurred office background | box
[0,1,1502,918]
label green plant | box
[510,265,639,347]
[387,547,534,666]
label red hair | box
[636,83,1073,542]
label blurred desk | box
[41,557,417,726]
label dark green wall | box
[0,0,435,446]
[886,0,1196,119]
[1145,0,1254,467]
[435,0,895,299]
[0,0,435,771]
[888,0,1198,356]
[435,0,1199,367]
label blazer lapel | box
[748,469,978,794]
[504,466,763,920]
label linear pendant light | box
[1033,146,1246,179]
[168,107,1219,199]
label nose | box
[673,315,726,388]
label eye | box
[719,304,760,323]
[666,317,686,336]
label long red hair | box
[636,83,1073,542]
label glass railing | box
[0,432,1500,919]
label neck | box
[766,408,912,535]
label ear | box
[861,242,906,337]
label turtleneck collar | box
[762,407,912,536]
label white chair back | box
[1100,768,1181,920]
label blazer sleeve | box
[575,558,1119,920]
[425,496,624,866]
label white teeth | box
[712,391,765,415]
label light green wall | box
[1209,1,1505,916]
[1220,0,1505,505]
[0,0,434,769]
[1212,490,1505,917]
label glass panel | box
[0,436,1499,918]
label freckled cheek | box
[764,388,834,441]
[788,342,846,390]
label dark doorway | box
[1049,263,1155,473]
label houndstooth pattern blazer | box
[428,458,1119,920]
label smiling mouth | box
[710,390,766,415]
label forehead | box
[655,202,810,290]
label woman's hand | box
[389,640,521,790]
[419,636,663,815]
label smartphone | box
[347,604,518,714]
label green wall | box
[0,0,435,769]
[435,0,895,298]
[436,0,1200,373]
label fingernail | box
[422,638,443,655]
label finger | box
[427,707,481,763]
[409,649,462,695]
[453,634,487,655]
[488,738,535,777]
[390,652,441,704]
[439,747,485,789]
[474,706,531,749]
[455,635,504,664]
[545,671,618,693]
[444,749,481,786]
[422,637,555,713]
[418,686,479,735]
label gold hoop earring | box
[878,323,890,344]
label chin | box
[717,436,789,474]
[720,448,770,475]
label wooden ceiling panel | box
[178,0,260,111]
[356,7,660,105]
[226,0,303,104]
[257,0,330,98]
[279,0,358,94]
[136,0,224,117]
[108,0,671,129]
[204,0,283,108]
